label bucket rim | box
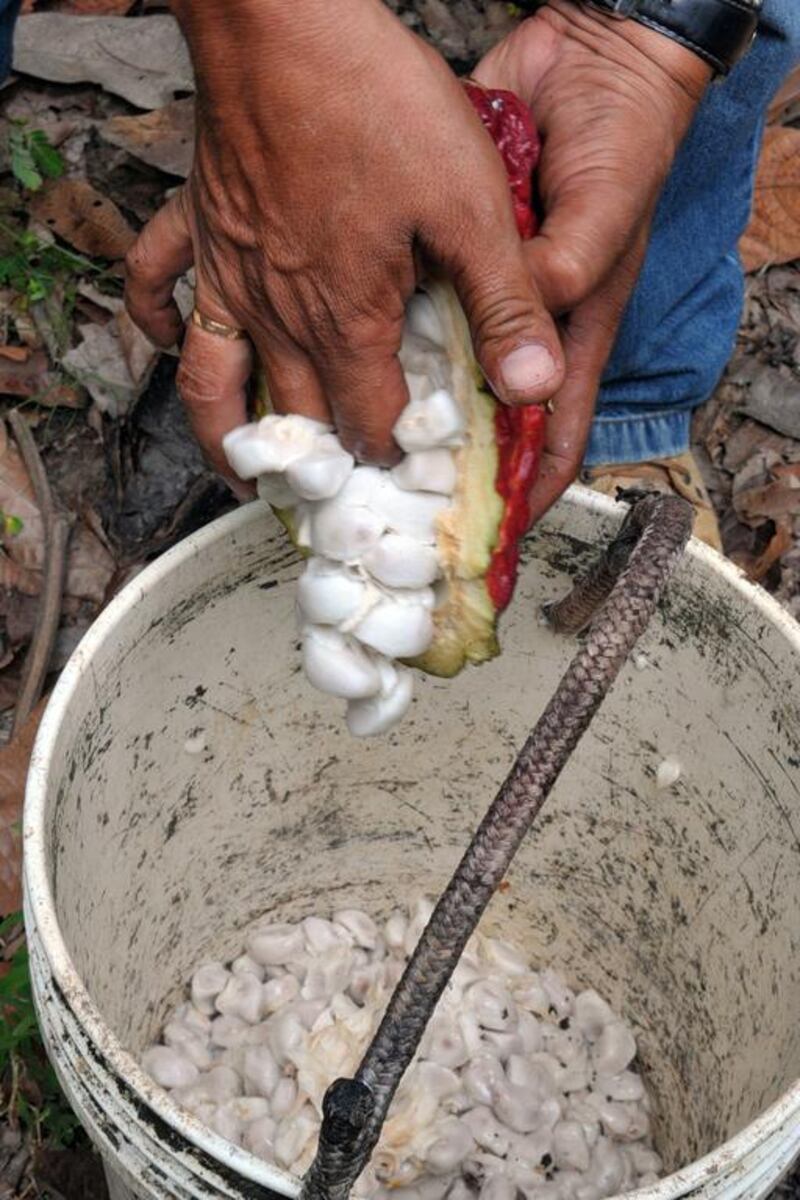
[23,487,800,1198]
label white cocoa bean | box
[246,923,305,968]
[243,1045,279,1098]
[423,1117,474,1174]
[573,990,616,1042]
[190,962,230,1015]
[232,955,264,981]
[244,1114,277,1159]
[552,1119,590,1172]
[591,1021,637,1076]
[302,628,383,700]
[262,974,300,1014]
[334,909,378,950]
[392,449,456,495]
[216,973,263,1024]
[142,1046,198,1090]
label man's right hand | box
[125,0,564,481]
[475,2,711,524]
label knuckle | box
[123,238,155,285]
[261,254,409,358]
[308,298,403,357]
[339,426,400,468]
[176,356,223,405]
[463,277,541,346]
[544,243,598,310]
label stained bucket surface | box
[24,488,800,1199]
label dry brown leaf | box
[740,127,800,272]
[721,419,792,473]
[731,360,800,440]
[0,698,48,915]
[76,280,123,314]
[73,294,116,326]
[2,588,40,646]
[0,555,41,598]
[743,522,793,583]
[0,418,115,604]
[0,664,23,713]
[65,522,115,606]
[101,97,194,179]
[13,14,194,109]
[0,348,84,407]
[0,348,49,396]
[734,477,800,526]
[0,346,31,364]
[62,313,158,417]
[0,417,45,579]
[29,178,136,261]
[771,462,800,482]
[0,640,13,674]
[117,308,159,382]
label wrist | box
[544,0,712,103]
[553,0,758,79]
[169,0,386,100]
[169,0,342,112]
[169,0,369,47]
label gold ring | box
[191,309,248,341]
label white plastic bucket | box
[24,487,800,1200]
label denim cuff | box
[583,408,692,468]
[0,0,21,81]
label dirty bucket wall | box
[24,489,800,1199]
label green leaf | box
[1,513,23,537]
[7,125,63,191]
[11,1013,38,1041]
[27,276,49,302]
[29,131,64,181]
[10,148,43,192]
[0,215,111,316]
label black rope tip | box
[320,1078,374,1148]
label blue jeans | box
[0,0,19,80]
[2,3,798,465]
[589,0,800,465]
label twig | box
[5,1055,21,1133]
[3,1141,29,1191]
[7,411,72,738]
[1,925,26,964]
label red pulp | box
[463,81,547,612]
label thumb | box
[523,185,638,316]
[526,235,648,526]
[449,233,565,406]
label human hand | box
[474,0,712,523]
[124,0,565,486]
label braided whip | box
[301,490,693,1200]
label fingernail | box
[499,342,557,395]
